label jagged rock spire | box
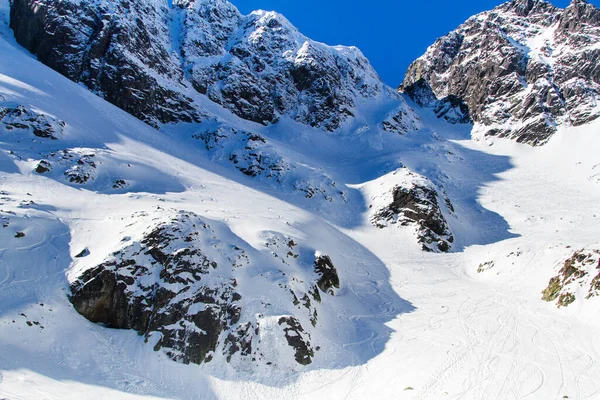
[559,0,600,31]
[515,0,536,15]
[506,0,551,17]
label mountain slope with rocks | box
[401,0,600,146]
[1,0,600,399]
[10,0,396,131]
[0,8,414,378]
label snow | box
[1,1,600,399]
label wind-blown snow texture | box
[1,0,600,399]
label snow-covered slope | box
[0,0,417,382]
[1,0,600,399]
[401,0,600,146]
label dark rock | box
[69,213,245,365]
[314,255,340,295]
[381,105,422,134]
[1,104,64,139]
[403,79,472,124]
[372,176,454,253]
[14,231,25,238]
[75,248,90,258]
[10,0,202,127]
[112,180,127,189]
[35,160,52,174]
[64,155,97,184]
[68,210,333,366]
[278,316,314,365]
[68,211,329,367]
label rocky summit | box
[10,0,391,130]
[401,0,600,146]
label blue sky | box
[229,0,595,87]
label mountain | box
[9,0,422,206]
[0,5,417,375]
[401,0,600,146]
[10,0,396,132]
[1,0,600,399]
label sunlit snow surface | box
[1,1,600,399]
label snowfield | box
[1,1,600,399]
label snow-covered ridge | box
[10,0,396,131]
[401,0,600,146]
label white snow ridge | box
[1,0,600,399]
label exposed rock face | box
[69,211,342,367]
[10,0,202,127]
[1,104,64,140]
[10,0,397,131]
[400,0,600,146]
[402,79,471,125]
[314,255,340,295]
[380,104,423,134]
[69,213,244,365]
[278,316,315,365]
[542,248,600,307]
[34,160,52,174]
[176,1,387,130]
[371,170,454,253]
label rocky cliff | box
[401,0,600,146]
[10,0,393,131]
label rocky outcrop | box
[542,248,600,307]
[32,150,100,185]
[10,0,401,132]
[371,171,454,253]
[400,0,600,146]
[69,213,245,365]
[192,123,346,201]
[1,104,64,140]
[314,255,340,295]
[278,316,315,365]
[403,79,471,124]
[68,211,344,367]
[380,104,423,134]
[10,0,202,127]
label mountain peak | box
[513,0,538,15]
[174,0,241,19]
[501,0,555,17]
[559,0,600,31]
[401,0,600,146]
